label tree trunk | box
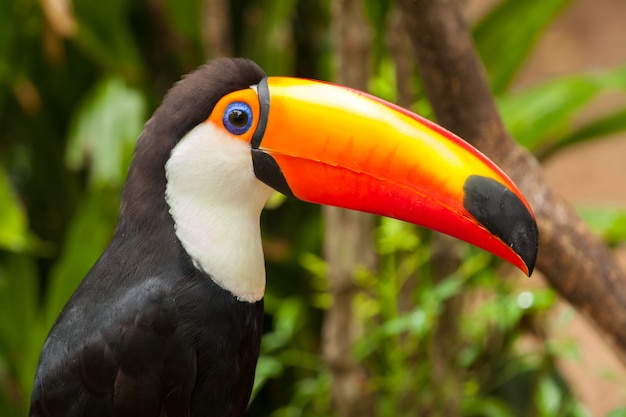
[321,1,377,417]
[201,0,233,58]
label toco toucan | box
[30,58,538,417]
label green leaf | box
[548,107,626,157]
[44,188,120,327]
[369,58,397,104]
[264,192,287,210]
[377,217,421,254]
[577,206,626,245]
[499,74,603,151]
[431,273,465,301]
[607,407,626,417]
[463,396,517,417]
[0,254,46,413]
[0,168,29,252]
[499,66,626,153]
[527,288,557,311]
[474,0,572,93]
[535,376,562,417]
[250,356,284,402]
[65,77,145,187]
[0,255,36,353]
[603,65,626,90]
[261,298,307,353]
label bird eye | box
[223,102,253,135]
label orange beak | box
[250,77,538,275]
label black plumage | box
[30,58,266,417]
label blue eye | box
[223,102,253,135]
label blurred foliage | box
[1,0,626,416]
[577,206,626,246]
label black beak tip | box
[463,175,539,276]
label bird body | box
[32,59,269,417]
[30,58,538,416]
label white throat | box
[165,122,273,302]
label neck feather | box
[165,123,273,302]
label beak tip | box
[463,175,539,276]
[517,226,538,277]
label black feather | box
[30,58,266,417]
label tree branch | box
[397,0,626,364]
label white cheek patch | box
[165,122,273,302]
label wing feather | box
[30,278,196,417]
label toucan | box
[29,58,538,417]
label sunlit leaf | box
[528,67,626,158]
[250,356,284,402]
[498,72,614,152]
[377,217,421,254]
[265,191,287,210]
[577,206,626,245]
[0,168,29,252]
[65,77,145,187]
[474,0,572,93]
[369,57,398,103]
[547,107,626,157]
[535,376,562,417]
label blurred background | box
[1,0,626,416]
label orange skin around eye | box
[205,88,261,144]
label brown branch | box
[397,0,626,364]
[321,1,377,416]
